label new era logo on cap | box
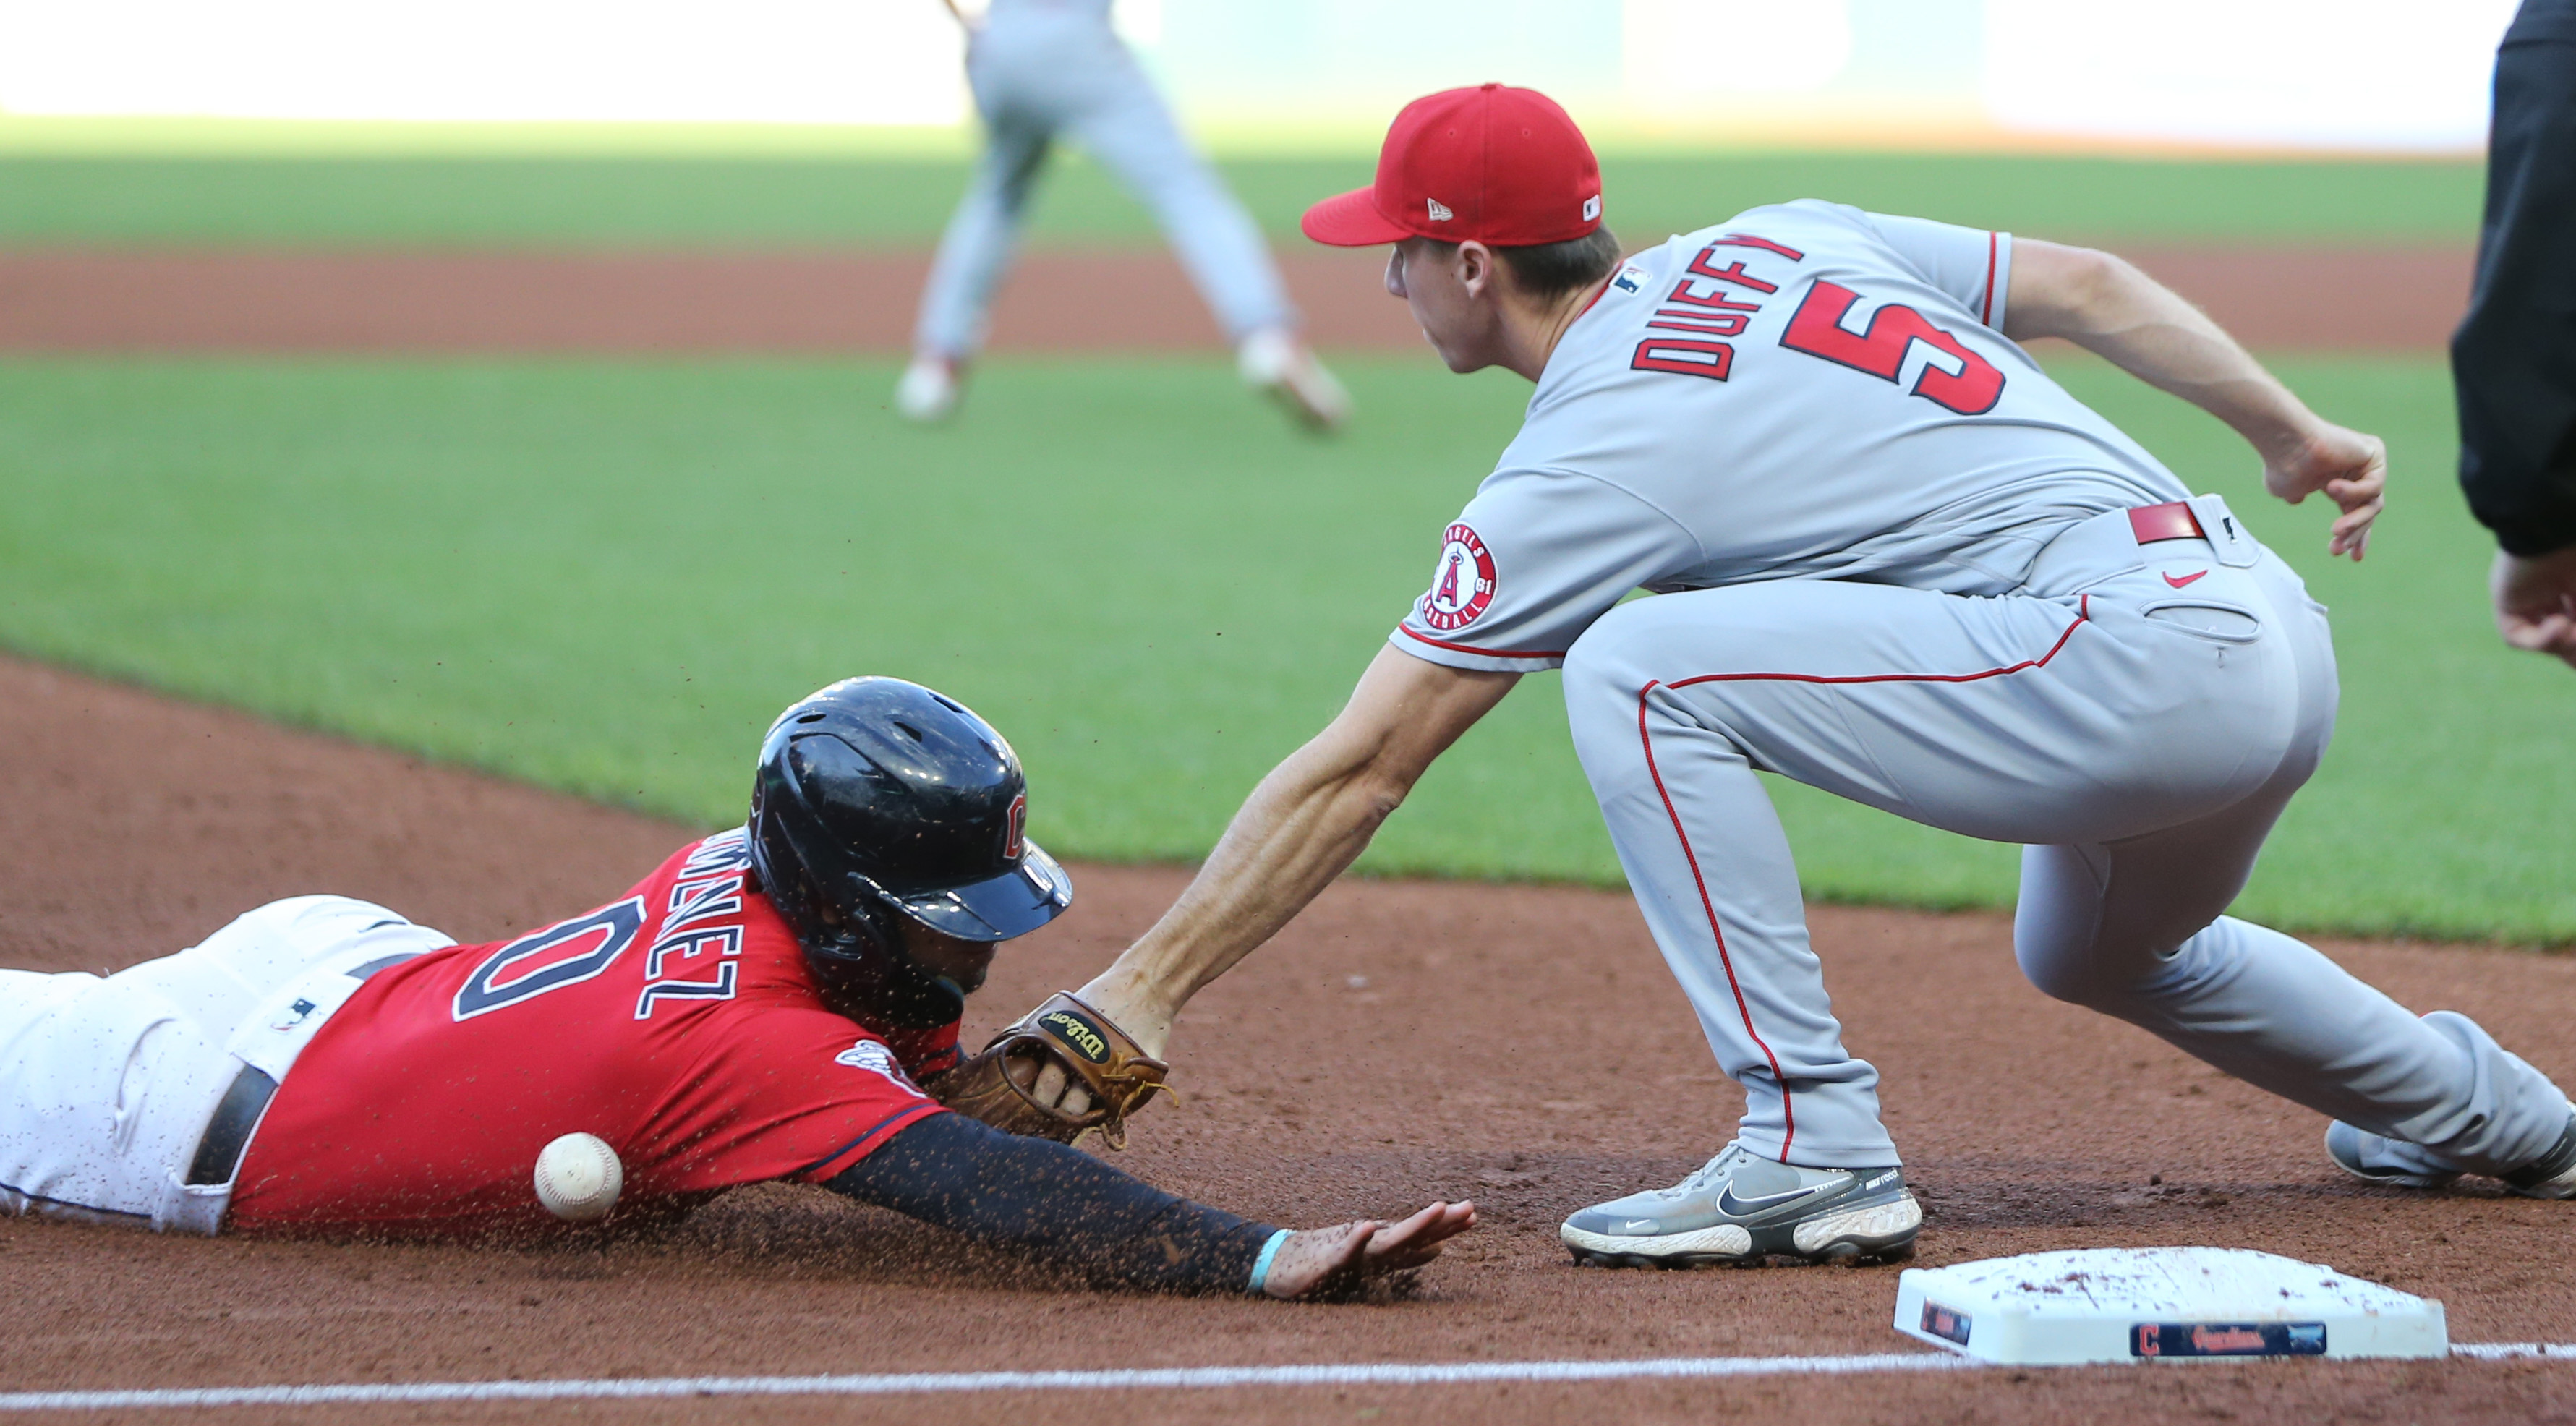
[1300,84,1605,248]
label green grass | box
[0,353,2564,943]
[0,153,2483,250]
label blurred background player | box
[896,0,1349,430]
[0,677,1471,1298]
[2456,0,2576,665]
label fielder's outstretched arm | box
[1073,645,1517,1059]
[2003,237,2386,560]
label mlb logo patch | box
[1611,263,1649,294]
[1582,195,1602,222]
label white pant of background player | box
[901,0,1344,426]
[1562,498,2569,1177]
[0,897,450,1232]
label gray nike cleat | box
[2504,1113,2576,1200]
[2326,1106,2576,1200]
[1559,1142,1920,1268]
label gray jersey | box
[1395,201,2193,672]
[1392,202,2566,1187]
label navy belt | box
[182,951,422,1187]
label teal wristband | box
[1245,1229,1292,1296]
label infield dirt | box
[0,243,2469,353]
[2,654,2572,1423]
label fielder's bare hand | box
[2491,546,2576,666]
[2263,419,2386,562]
[1261,1200,1480,1300]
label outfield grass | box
[0,153,2481,250]
[0,354,2564,942]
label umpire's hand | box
[2491,547,2576,667]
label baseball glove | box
[925,992,1169,1150]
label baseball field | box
[3,147,2572,1422]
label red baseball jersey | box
[226,829,959,1237]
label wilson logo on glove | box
[1042,1010,1112,1062]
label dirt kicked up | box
[1,655,2572,1423]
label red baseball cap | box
[1302,83,1603,248]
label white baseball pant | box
[1561,499,2568,1173]
[0,896,451,1232]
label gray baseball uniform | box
[1394,200,2567,1173]
[912,0,1296,358]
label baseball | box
[532,1132,623,1223]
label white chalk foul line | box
[2452,1341,2576,1362]
[0,1354,1969,1412]
[3,1344,2569,1412]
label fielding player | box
[897,0,1349,430]
[0,678,1472,1299]
[1016,85,2576,1267]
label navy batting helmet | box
[747,677,1072,1028]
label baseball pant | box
[0,896,452,1232]
[910,2,1297,359]
[1561,500,2568,1174]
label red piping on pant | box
[1981,230,1999,328]
[1631,597,2089,1157]
[1666,596,2089,691]
[1637,679,1796,1152]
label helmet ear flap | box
[803,897,963,1030]
[749,740,958,1030]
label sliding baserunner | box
[991,83,2575,1266]
[0,678,1471,1297]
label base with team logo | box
[1892,1247,2448,1365]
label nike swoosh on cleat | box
[2163,570,2208,588]
[1715,1181,1834,1217]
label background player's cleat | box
[894,354,963,422]
[1558,1141,1919,1268]
[1237,328,1351,431]
[2325,1106,2576,1198]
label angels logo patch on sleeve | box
[1420,523,1498,631]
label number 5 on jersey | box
[1780,281,2005,416]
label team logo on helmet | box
[1419,523,1497,631]
[1002,791,1027,861]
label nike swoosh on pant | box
[2163,570,2208,588]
